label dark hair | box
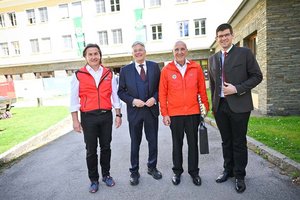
[82,43,102,63]
[216,23,233,35]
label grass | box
[205,89,300,163]
[248,116,300,163]
[0,106,69,154]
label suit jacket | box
[118,60,161,122]
[208,45,263,113]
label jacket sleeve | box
[198,65,209,112]
[235,49,263,95]
[117,67,135,105]
[158,67,168,116]
[153,63,161,102]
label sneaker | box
[102,175,115,187]
[89,181,99,193]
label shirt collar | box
[135,61,146,67]
[86,64,102,73]
[222,44,233,54]
[174,59,190,67]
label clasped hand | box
[133,97,156,107]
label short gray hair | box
[132,41,145,48]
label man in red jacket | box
[159,41,209,186]
[70,44,122,193]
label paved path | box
[0,113,299,200]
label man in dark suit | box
[208,23,263,193]
[118,41,162,186]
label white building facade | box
[0,0,241,79]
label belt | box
[82,109,111,114]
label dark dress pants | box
[214,98,250,179]
[170,114,200,177]
[80,110,112,182]
[128,108,158,173]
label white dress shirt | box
[134,61,147,75]
[70,64,121,112]
[175,59,190,77]
[220,44,233,97]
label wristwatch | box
[116,114,122,118]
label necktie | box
[222,52,228,82]
[139,64,146,81]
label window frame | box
[151,24,162,40]
[26,9,36,24]
[38,7,48,23]
[112,29,123,44]
[177,20,189,37]
[95,0,106,13]
[110,0,120,12]
[98,31,108,45]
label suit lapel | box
[146,61,153,93]
[128,63,139,96]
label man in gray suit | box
[208,23,263,193]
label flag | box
[73,17,85,56]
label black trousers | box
[80,110,112,182]
[170,114,200,177]
[128,108,158,173]
[214,98,250,179]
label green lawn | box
[0,106,69,154]
[248,116,300,163]
[205,89,300,163]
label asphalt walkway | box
[0,112,299,200]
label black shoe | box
[148,168,162,180]
[192,175,202,186]
[172,174,181,185]
[235,178,246,193]
[130,172,140,186]
[216,171,234,183]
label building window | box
[150,0,161,6]
[26,9,36,24]
[194,18,206,35]
[244,31,257,57]
[112,29,122,44]
[39,7,48,23]
[30,39,39,53]
[111,0,120,12]
[41,37,51,53]
[0,42,9,56]
[177,20,189,37]
[62,35,73,49]
[95,0,106,13]
[98,31,108,45]
[151,24,162,40]
[11,41,20,55]
[0,14,5,27]
[59,4,69,19]
[71,1,82,17]
[8,12,17,26]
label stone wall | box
[226,0,300,115]
[230,0,268,114]
[266,0,300,115]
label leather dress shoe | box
[216,171,234,183]
[148,168,162,180]
[130,172,140,186]
[172,174,181,185]
[192,175,202,186]
[235,178,246,193]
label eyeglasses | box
[216,33,231,39]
